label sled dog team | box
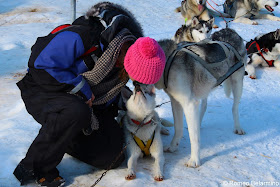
[123,0,280,181]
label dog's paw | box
[154,169,164,181]
[252,21,258,25]
[160,127,170,135]
[154,175,164,181]
[185,158,201,168]
[125,173,136,180]
[213,24,219,29]
[234,128,246,135]
[164,145,178,152]
[274,63,280,70]
[272,17,280,21]
[161,118,174,127]
[249,75,256,79]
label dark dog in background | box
[246,29,280,79]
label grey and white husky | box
[174,16,214,43]
[122,84,164,181]
[155,28,247,167]
[223,0,280,25]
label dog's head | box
[191,17,214,42]
[193,0,207,11]
[126,82,156,120]
[182,0,206,11]
[257,0,278,12]
[174,17,213,43]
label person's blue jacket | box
[27,19,104,100]
[22,2,143,101]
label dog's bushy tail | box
[223,79,232,98]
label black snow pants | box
[17,75,124,180]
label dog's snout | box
[135,85,141,92]
[199,0,202,4]
[276,2,278,6]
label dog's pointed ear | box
[192,17,199,27]
[151,85,156,95]
[274,29,280,40]
[146,84,156,95]
[208,17,215,27]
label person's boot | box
[36,176,65,187]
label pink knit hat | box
[124,37,166,84]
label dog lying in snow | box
[223,0,280,25]
[246,29,280,79]
[121,83,164,181]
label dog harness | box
[131,130,155,156]
[246,41,274,67]
[129,118,155,156]
[164,39,244,88]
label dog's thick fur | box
[224,0,280,25]
[246,29,280,79]
[122,84,164,181]
[175,0,212,24]
[85,1,143,38]
[174,16,214,43]
[155,28,247,167]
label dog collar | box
[184,18,188,24]
[131,118,152,126]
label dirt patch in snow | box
[0,7,56,26]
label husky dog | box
[246,29,280,79]
[223,0,280,25]
[155,28,247,167]
[122,83,164,181]
[174,16,214,43]
[175,0,212,24]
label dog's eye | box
[144,89,154,96]
[146,91,155,96]
[199,31,203,33]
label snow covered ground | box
[0,0,280,186]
